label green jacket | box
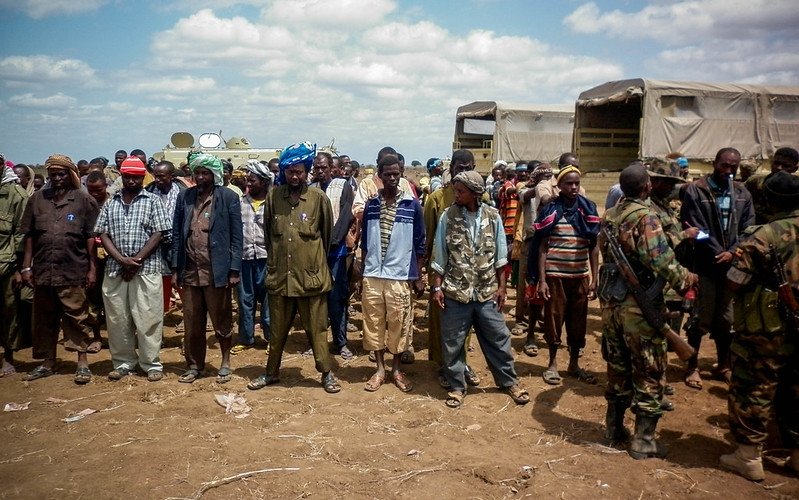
[0,181,28,274]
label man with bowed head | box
[95,156,171,381]
[171,153,243,384]
[248,143,342,394]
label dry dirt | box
[1,289,797,500]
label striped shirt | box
[544,216,590,278]
[379,192,401,259]
[94,189,171,277]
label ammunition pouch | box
[734,285,785,335]
[598,263,628,302]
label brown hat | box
[647,159,684,183]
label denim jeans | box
[237,258,270,345]
[327,253,350,351]
[440,297,518,393]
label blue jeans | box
[327,253,350,351]
[440,297,518,393]
[237,258,270,345]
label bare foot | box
[0,360,16,377]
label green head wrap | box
[190,153,224,186]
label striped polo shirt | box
[544,216,590,278]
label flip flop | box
[392,371,413,393]
[364,372,385,392]
[445,391,465,408]
[86,340,102,354]
[465,366,481,387]
[23,365,55,381]
[248,373,279,390]
[74,366,92,385]
[542,369,562,386]
[567,368,597,384]
[503,384,530,405]
[684,369,703,390]
[230,344,254,355]
[0,362,16,377]
[178,368,201,384]
[216,367,232,384]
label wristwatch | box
[430,286,442,293]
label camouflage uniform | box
[726,208,799,448]
[599,199,693,416]
[650,193,692,332]
[0,179,29,356]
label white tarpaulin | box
[576,79,799,160]
[456,101,574,163]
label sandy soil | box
[1,289,797,500]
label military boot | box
[628,414,667,460]
[605,401,631,443]
[719,444,764,481]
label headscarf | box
[532,164,552,179]
[452,170,485,194]
[244,159,275,184]
[277,142,315,185]
[556,165,580,184]
[21,165,36,195]
[45,153,81,189]
[1,166,20,185]
[189,153,224,186]
[426,157,442,173]
[120,157,147,176]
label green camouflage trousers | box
[728,330,799,447]
[601,299,667,417]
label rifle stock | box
[601,226,696,361]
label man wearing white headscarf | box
[231,160,274,354]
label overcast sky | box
[1,0,797,165]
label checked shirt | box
[94,189,171,277]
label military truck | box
[573,79,799,173]
[453,101,574,174]
[152,132,282,168]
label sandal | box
[438,372,452,389]
[86,340,102,354]
[684,368,703,390]
[23,365,54,381]
[230,343,254,355]
[364,372,385,392]
[400,350,415,364]
[216,367,232,384]
[713,368,732,383]
[392,371,413,393]
[322,372,341,394]
[147,370,164,382]
[108,367,131,380]
[74,366,92,385]
[542,369,562,386]
[178,368,201,384]
[503,384,530,405]
[523,343,539,357]
[567,368,597,384]
[445,390,465,408]
[247,373,279,390]
[464,366,481,387]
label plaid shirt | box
[241,194,268,260]
[94,189,172,277]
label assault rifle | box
[601,226,696,361]
[769,244,799,325]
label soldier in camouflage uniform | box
[599,164,698,459]
[744,147,798,225]
[648,161,701,410]
[720,170,799,481]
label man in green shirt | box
[247,143,341,394]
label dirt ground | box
[1,289,797,500]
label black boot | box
[605,400,631,443]
[629,414,667,460]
